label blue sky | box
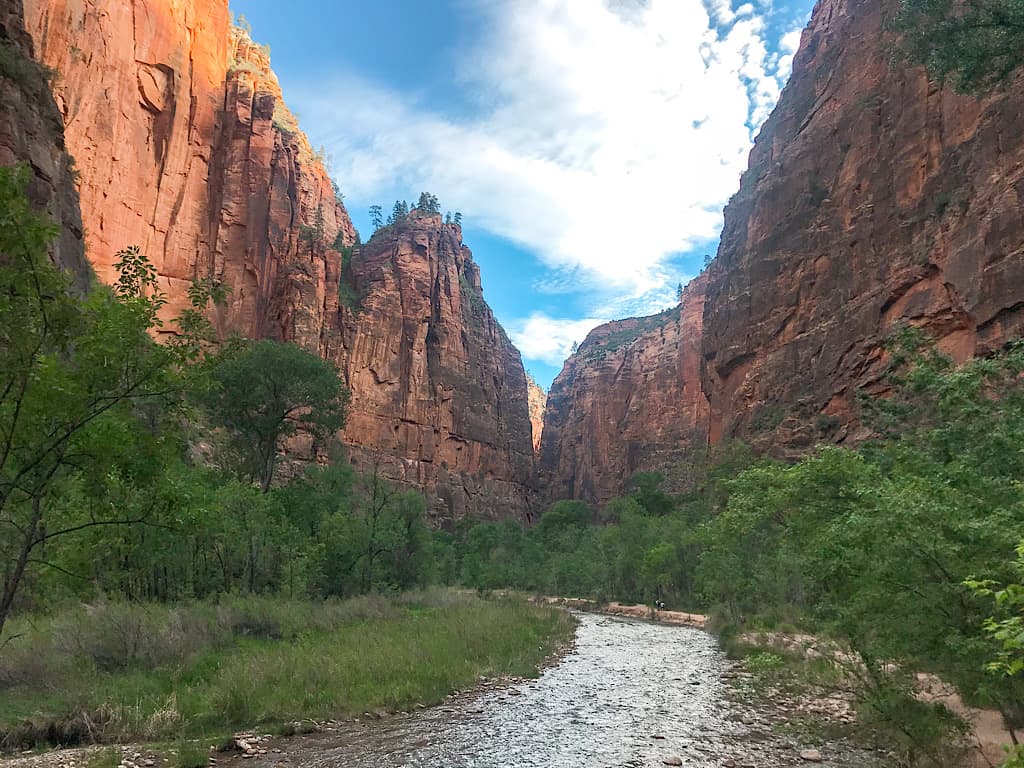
[233,0,814,389]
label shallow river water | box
[262,613,875,768]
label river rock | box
[662,758,683,766]
[799,748,823,762]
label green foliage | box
[697,341,1024,760]
[0,38,55,92]
[369,204,384,232]
[197,340,348,493]
[0,592,574,747]
[894,0,1024,93]
[577,308,678,360]
[387,200,409,226]
[415,191,441,214]
[0,165,176,639]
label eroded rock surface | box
[336,213,536,521]
[0,0,87,287]
[23,0,355,339]
[701,0,1024,452]
[541,0,1024,501]
[23,0,533,519]
[526,374,546,455]
[539,276,709,505]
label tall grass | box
[0,591,574,749]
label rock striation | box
[23,0,535,519]
[0,0,88,288]
[23,0,355,339]
[701,0,1024,452]
[539,276,709,505]
[541,0,1024,502]
[526,374,546,454]
[335,212,536,521]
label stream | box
[255,613,877,767]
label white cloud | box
[292,0,805,370]
[509,314,608,367]
[298,0,799,290]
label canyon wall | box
[539,276,709,505]
[333,212,536,521]
[540,0,1024,504]
[0,0,87,288]
[22,0,535,520]
[23,0,354,341]
[701,0,1024,452]
[526,374,546,454]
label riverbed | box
[252,613,877,767]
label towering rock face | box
[0,0,87,288]
[23,0,355,339]
[701,0,1024,452]
[23,0,534,519]
[526,374,546,454]
[540,0,1024,506]
[539,276,709,505]
[334,212,536,521]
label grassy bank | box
[0,591,575,750]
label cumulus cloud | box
[509,313,608,367]
[299,0,799,290]
[293,0,804,371]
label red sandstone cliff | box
[23,0,355,340]
[0,0,87,288]
[333,212,536,521]
[526,374,546,454]
[539,276,709,505]
[701,0,1024,452]
[540,0,1024,504]
[23,0,535,519]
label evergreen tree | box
[453,211,463,226]
[416,192,441,214]
[369,205,384,232]
[388,200,409,226]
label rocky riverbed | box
[236,613,878,767]
[2,613,883,768]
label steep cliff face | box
[23,0,355,338]
[23,0,534,519]
[526,374,546,454]
[541,0,1024,503]
[539,276,709,505]
[701,0,1024,451]
[334,212,536,521]
[0,0,87,287]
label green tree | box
[321,460,429,594]
[895,0,1024,93]
[369,204,384,232]
[198,340,348,493]
[416,192,441,214]
[0,166,175,639]
[387,200,409,226]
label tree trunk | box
[0,498,42,641]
